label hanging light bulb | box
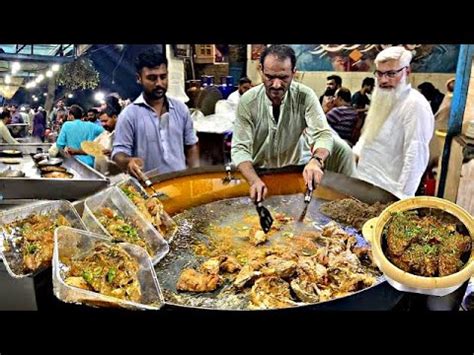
[5,75,11,84]
[94,92,105,103]
[52,64,60,72]
[35,74,45,83]
[46,70,53,78]
[68,93,74,98]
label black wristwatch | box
[310,155,325,170]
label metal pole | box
[437,44,474,197]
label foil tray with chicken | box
[62,241,142,302]
[94,207,154,256]
[2,214,71,274]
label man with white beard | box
[353,46,434,199]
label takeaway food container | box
[82,186,169,265]
[52,226,164,310]
[0,200,86,278]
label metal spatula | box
[298,184,314,222]
[255,200,273,233]
[136,169,169,200]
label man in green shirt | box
[231,44,354,202]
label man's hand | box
[250,178,268,202]
[127,157,145,179]
[303,158,324,189]
[63,147,77,156]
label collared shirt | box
[56,119,105,167]
[112,94,198,174]
[353,86,434,199]
[231,82,334,168]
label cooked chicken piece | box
[385,212,421,256]
[351,246,376,267]
[313,284,333,302]
[65,276,91,290]
[388,254,411,272]
[290,278,319,303]
[249,230,267,246]
[296,257,318,282]
[248,255,266,270]
[250,276,297,309]
[260,255,297,279]
[345,235,358,250]
[220,256,241,273]
[200,256,225,274]
[289,257,329,303]
[400,244,438,277]
[313,247,329,266]
[176,268,220,293]
[322,222,347,238]
[145,197,164,217]
[338,272,376,293]
[274,213,293,224]
[328,249,362,271]
[439,232,471,276]
[233,265,261,289]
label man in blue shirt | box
[56,104,104,167]
[112,47,199,178]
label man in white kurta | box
[353,46,434,199]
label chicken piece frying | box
[249,228,267,246]
[200,256,225,275]
[233,264,261,289]
[220,256,241,273]
[250,276,297,309]
[176,268,221,293]
[260,255,297,279]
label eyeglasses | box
[373,66,407,79]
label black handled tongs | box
[298,183,314,222]
[255,200,273,234]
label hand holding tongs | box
[135,169,168,200]
[298,182,314,222]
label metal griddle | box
[155,194,384,311]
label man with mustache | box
[112,47,199,179]
[353,46,434,199]
[232,45,354,202]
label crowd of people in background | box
[0,45,455,200]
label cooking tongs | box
[298,183,314,222]
[135,169,169,200]
[255,200,273,234]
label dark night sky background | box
[8,44,164,110]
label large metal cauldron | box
[144,165,403,312]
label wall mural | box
[291,44,460,73]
